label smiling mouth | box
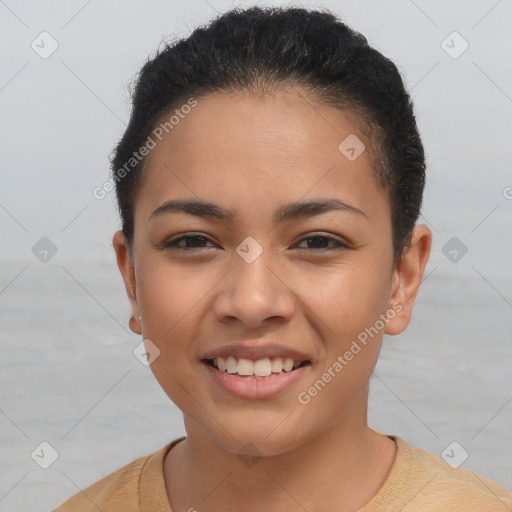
[203,356,311,379]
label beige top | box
[54,435,512,511]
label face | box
[114,86,431,456]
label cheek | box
[294,266,389,422]
[296,259,392,343]
[137,263,207,410]
[138,258,215,336]
[135,260,213,399]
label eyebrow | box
[149,197,368,224]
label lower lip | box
[203,362,309,399]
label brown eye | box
[295,235,348,251]
[161,233,217,251]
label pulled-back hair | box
[111,5,426,266]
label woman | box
[55,5,512,511]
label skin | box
[113,86,432,512]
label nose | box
[212,247,295,329]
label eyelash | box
[159,233,349,252]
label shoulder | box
[53,441,176,512]
[377,436,512,511]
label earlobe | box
[112,231,142,335]
[385,224,432,336]
[128,314,142,335]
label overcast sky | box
[1,0,511,281]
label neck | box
[164,398,396,512]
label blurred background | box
[0,0,511,510]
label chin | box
[197,415,311,458]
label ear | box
[385,224,432,335]
[112,230,142,335]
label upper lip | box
[201,343,311,362]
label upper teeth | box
[213,356,301,376]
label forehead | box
[136,87,389,223]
